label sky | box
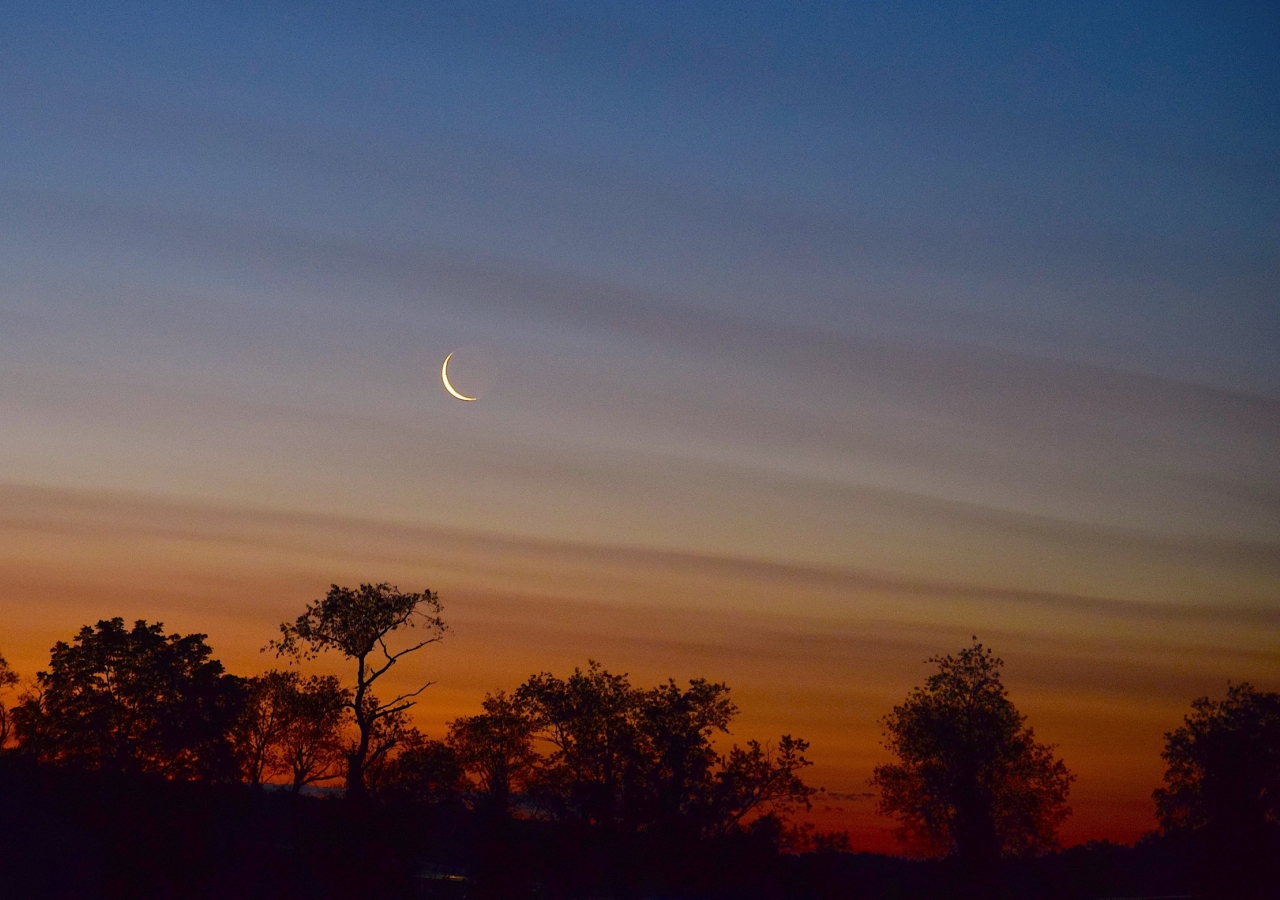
[1,0,1278,850]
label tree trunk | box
[346,654,371,800]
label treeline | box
[2,586,814,842]
[0,582,1277,900]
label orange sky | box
[2,482,1275,853]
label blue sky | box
[4,1,1277,383]
[2,0,1277,556]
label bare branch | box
[367,637,443,683]
[378,681,435,713]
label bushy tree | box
[278,673,350,794]
[709,735,814,838]
[234,669,294,787]
[271,582,446,797]
[511,661,813,839]
[871,640,1073,867]
[639,678,739,834]
[447,690,539,816]
[0,649,19,748]
[372,729,464,804]
[1154,682,1280,897]
[1155,682,1280,835]
[517,661,643,827]
[13,619,243,780]
[234,670,350,792]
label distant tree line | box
[0,583,1277,898]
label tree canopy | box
[0,649,19,748]
[447,690,540,816]
[271,582,445,796]
[1155,682,1280,836]
[514,661,813,839]
[13,619,243,780]
[871,640,1073,867]
[233,670,350,792]
[1154,682,1280,897]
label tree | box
[709,735,814,839]
[513,661,815,840]
[13,619,243,780]
[639,678,739,834]
[234,670,295,788]
[234,670,350,792]
[1154,683,1280,896]
[277,674,350,794]
[871,640,1074,869]
[1155,682,1280,835]
[515,661,649,827]
[447,690,538,816]
[372,728,464,804]
[0,649,19,748]
[271,582,445,798]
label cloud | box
[2,482,1274,625]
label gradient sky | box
[1,1,1278,851]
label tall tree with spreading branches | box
[271,582,445,798]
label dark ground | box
[0,758,1257,900]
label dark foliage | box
[0,647,19,747]
[373,728,465,804]
[1154,682,1280,898]
[447,690,539,816]
[12,619,243,780]
[234,670,350,792]
[271,583,446,797]
[0,613,1267,898]
[871,640,1074,873]
[0,754,1195,900]
[514,661,814,843]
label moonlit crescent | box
[441,352,477,401]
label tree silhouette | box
[513,661,814,840]
[372,728,464,804]
[516,661,652,827]
[278,673,350,794]
[639,678,739,836]
[234,670,350,792]
[709,735,814,838]
[13,619,243,779]
[0,649,19,748]
[271,582,445,798]
[1156,682,1280,834]
[352,697,421,795]
[871,640,1073,870]
[1155,682,1280,897]
[447,690,538,816]
[233,669,294,788]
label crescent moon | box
[441,352,477,401]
